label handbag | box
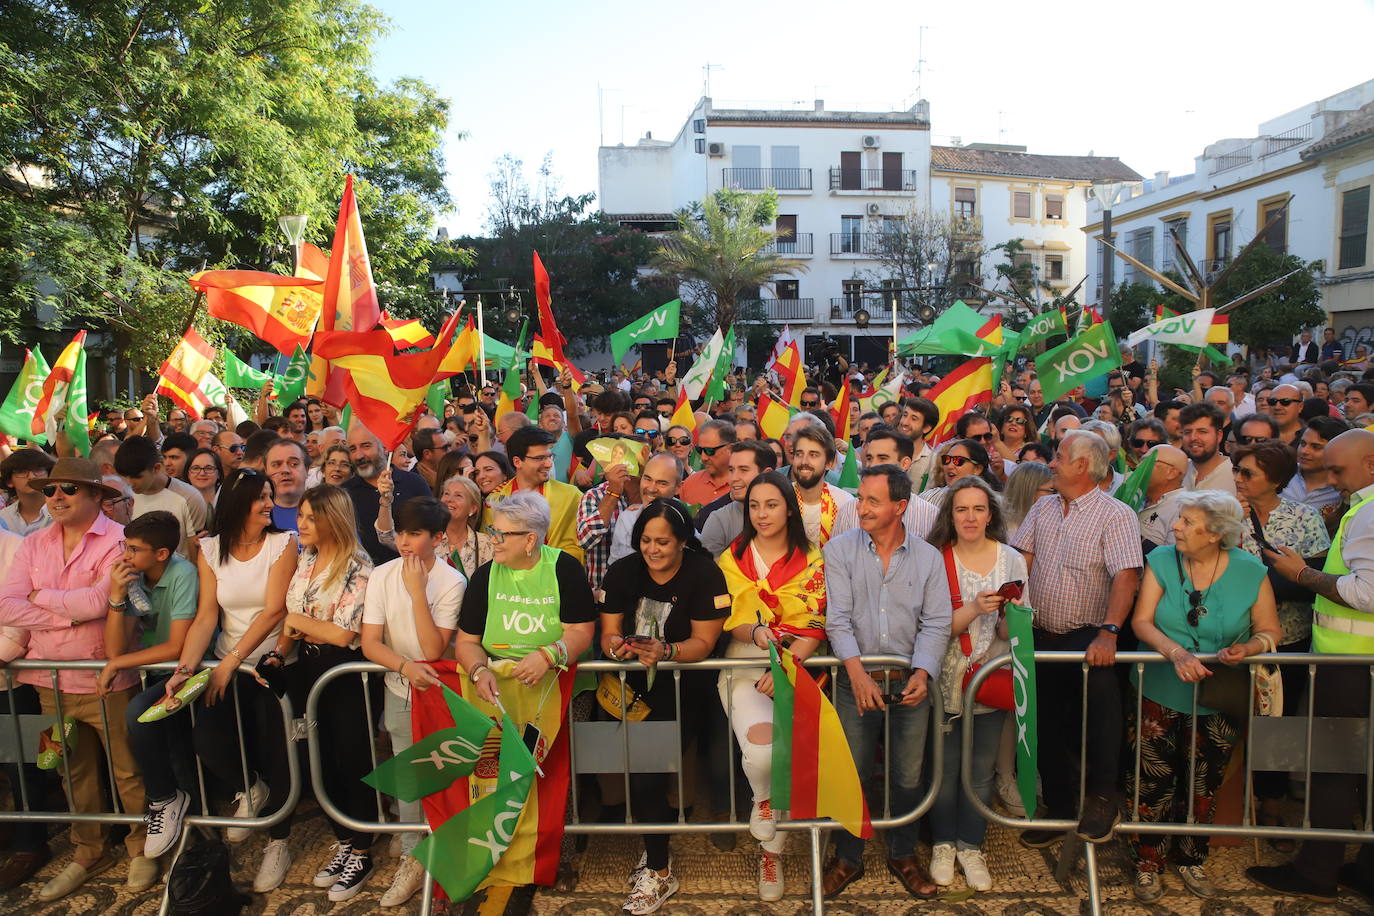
[595,672,651,722]
[942,547,1014,711]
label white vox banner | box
[1124,308,1216,350]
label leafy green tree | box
[0,0,453,382]
[653,190,802,333]
[1210,247,1324,350]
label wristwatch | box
[1098,623,1121,635]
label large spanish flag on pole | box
[156,328,216,419]
[31,330,90,454]
[311,174,383,406]
[191,271,324,355]
[926,357,994,445]
[769,643,872,839]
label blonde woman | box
[263,485,376,901]
[375,473,493,579]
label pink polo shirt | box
[0,511,133,694]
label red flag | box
[313,174,382,406]
[927,358,994,445]
[192,270,323,355]
[532,251,568,351]
[379,310,436,351]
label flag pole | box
[476,295,487,388]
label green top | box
[482,544,563,660]
[129,554,199,650]
[1132,546,1265,715]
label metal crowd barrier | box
[305,655,942,915]
[962,650,1374,916]
[0,659,300,916]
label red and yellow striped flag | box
[438,318,479,376]
[769,644,872,839]
[379,311,436,351]
[773,341,806,407]
[192,270,323,355]
[532,334,587,391]
[927,357,993,445]
[669,386,696,433]
[312,174,382,406]
[31,331,86,442]
[757,392,791,440]
[156,328,216,419]
[975,313,1004,346]
[1208,313,1229,344]
[830,381,852,442]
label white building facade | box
[1083,80,1374,355]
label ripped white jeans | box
[717,640,786,853]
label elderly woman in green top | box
[1127,490,1281,905]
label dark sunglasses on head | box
[666,436,692,447]
[1270,397,1302,407]
[698,444,726,456]
[1130,438,1162,449]
[41,483,82,497]
[941,455,976,468]
[634,428,660,438]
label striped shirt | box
[1011,488,1143,634]
[575,481,629,592]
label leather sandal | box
[821,857,864,897]
[887,853,938,898]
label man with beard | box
[344,423,431,564]
[484,426,584,563]
[789,425,854,548]
[1179,402,1237,496]
[897,397,938,493]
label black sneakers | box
[1075,794,1120,843]
[328,851,374,902]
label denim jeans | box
[833,673,930,865]
[383,690,422,858]
[929,709,1005,849]
[126,677,202,811]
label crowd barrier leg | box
[807,824,824,913]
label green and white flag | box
[1033,320,1121,404]
[274,345,313,404]
[1123,308,1216,350]
[200,373,248,427]
[66,347,90,457]
[1018,307,1069,349]
[1005,601,1039,818]
[681,327,726,400]
[609,299,681,365]
[413,713,536,902]
[704,326,736,402]
[222,350,273,388]
[363,685,494,802]
[0,348,51,444]
[1112,448,1157,513]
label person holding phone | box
[924,477,1027,892]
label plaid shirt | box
[1011,488,1143,634]
[576,481,629,591]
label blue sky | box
[367,0,1374,237]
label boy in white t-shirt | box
[361,497,464,908]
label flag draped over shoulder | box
[926,357,993,445]
[769,644,871,838]
[191,270,324,355]
[156,328,216,418]
[0,348,51,444]
[610,299,681,365]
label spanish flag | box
[773,341,806,407]
[770,644,872,839]
[438,318,480,376]
[926,357,993,445]
[757,392,791,440]
[379,311,436,351]
[669,386,696,433]
[975,313,1004,346]
[532,334,587,391]
[830,381,852,442]
[191,270,324,355]
[312,174,383,406]
[1208,313,1229,345]
[156,328,216,419]
[31,330,89,454]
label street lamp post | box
[1090,182,1123,323]
[278,214,309,274]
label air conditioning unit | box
[706,142,726,157]
[866,203,882,217]
[862,134,880,149]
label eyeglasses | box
[698,444,726,456]
[1129,438,1162,449]
[1233,466,1259,480]
[102,495,131,507]
[41,483,82,497]
[188,465,218,475]
[521,453,555,463]
[634,428,660,438]
[485,526,530,543]
[1270,397,1302,407]
[941,455,976,468]
[666,436,692,447]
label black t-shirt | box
[599,551,730,704]
[456,551,598,637]
[344,468,432,565]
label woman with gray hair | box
[1001,461,1053,540]
[1126,489,1281,904]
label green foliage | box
[1210,247,1324,349]
[653,192,802,333]
[0,0,454,371]
[1105,275,1190,340]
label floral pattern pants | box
[1126,698,1239,873]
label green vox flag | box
[66,347,91,457]
[837,442,860,493]
[610,299,681,365]
[413,714,536,902]
[1018,307,1068,349]
[705,326,736,402]
[340,404,353,432]
[0,348,51,444]
[223,350,272,388]
[428,380,450,420]
[362,685,494,802]
[274,345,313,404]
[1005,601,1039,818]
[1112,448,1157,513]
[1033,320,1121,404]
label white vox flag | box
[1124,308,1216,350]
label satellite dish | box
[854,309,871,329]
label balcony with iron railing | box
[829,297,893,322]
[738,298,816,322]
[828,167,919,192]
[829,232,895,256]
[763,233,814,257]
[720,168,812,191]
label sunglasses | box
[1231,434,1272,446]
[1233,466,1259,480]
[218,443,246,454]
[102,495,131,507]
[698,444,726,456]
[634,428,661,438]
[666,436,692,447]
[968,432,994,443]
[41,483,83,497]
[1130,438,1162,449]
[941,455,976,468]
[800,400,820,408]
[1004,417,1026,426]
[1270,397,1302,407]
[1187,589,1208,628]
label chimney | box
[814,99,825,111]
[645,131,652,140]
[913,99,930,121]
[1154,170,1169,189]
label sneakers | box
[1176,863,1218,898]
[381,856,427,907]
[957,848,992,892]
[225,777,269,844]
[144,790,190,859]
[252,839,292,893]
[758,851,783,902]
[627,850,648,888]
[328,851,374,902]
[929,843,956,886]
[749,798,776,842]
[1075,793,1119,843]
[1134,869,1164,904]
[996,776,1025,816]
[313,842,354,888]
[623,865,678,915]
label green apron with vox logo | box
[483,545,564,660]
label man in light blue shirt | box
[821,465,951,900]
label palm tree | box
[652,191,806,332]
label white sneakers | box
[381,856,427,907]
[623,865,678,914]
[225,778,269,844]
[749,798,776,842]
[758,851,784,902]
[930,843,992,891]
[144,790,190,858]
[253,839,292,893]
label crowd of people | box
[0,330,1369,912]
